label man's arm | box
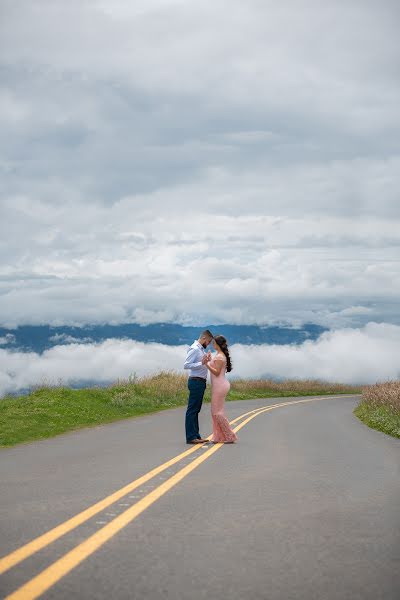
[183,347,204,370]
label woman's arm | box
[206,358,224,376]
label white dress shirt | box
[183,340,208,379]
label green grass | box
[0,372,361,448]
[354,381,400,439]
[354,402,400,439]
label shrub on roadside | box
[360,380,400,413]
[109,371,191,408]
[231,378,358,395]
[354,380,400,439]
[108,371,360,405]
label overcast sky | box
[1,0,400,330]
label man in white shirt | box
[183,329,213,443]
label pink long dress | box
[209,354,238,443]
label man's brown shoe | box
[187,439,203,444]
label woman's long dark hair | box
[213,335,232,372]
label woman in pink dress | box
[206,335,238,444]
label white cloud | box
[0,322,399,397]
[232,322,400,384]
[0,334,16,345]
[48,333,93,344]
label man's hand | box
[202,353,210,364]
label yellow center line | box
[3,395,342,600]
[229,401,292,424]
[0,402,275,576]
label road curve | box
[0,394,399,600]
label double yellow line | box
[0,396,343,599]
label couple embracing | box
[183,330,238,445]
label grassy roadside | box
[0,372,361,448]
[354,381,400,439]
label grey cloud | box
[294,234,400,249]
[0,200,399,328]
[2,1,400,203]
[0,1,399,329]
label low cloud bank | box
[0,322,399,397]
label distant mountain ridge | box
[0,322,328,354]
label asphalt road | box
[0,394,399,600]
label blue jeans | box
[185,378,206,442]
